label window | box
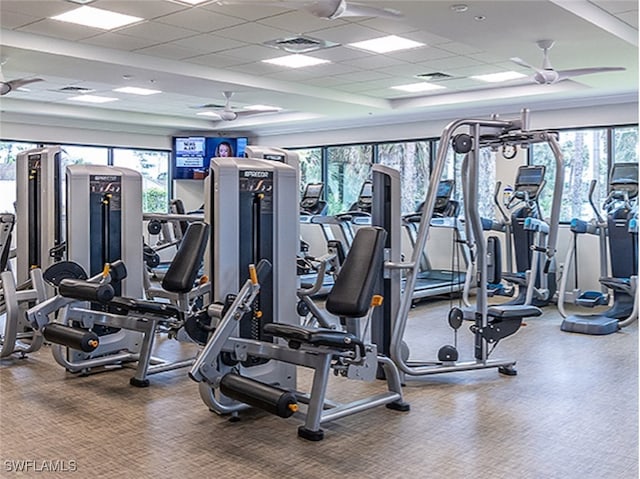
[0,141,38,213]
[294,148,322,194]
[113,149,169,213]
[378,141,430,214]
[327,145,373,214]
[530,128,608,222]
[440,144,496,218]
[612,126,638,164]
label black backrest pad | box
[162,222,209,293]
[326,226,386,318]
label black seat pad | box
[264,323,359,351]
[110,297,182,320]
[487,304,542,319]
[161,222,209,294]
[325,227,386,318]
[502,272,527,285]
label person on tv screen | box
[215,141,234,157]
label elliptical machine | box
[482,165,556,307]
[559,162,638,334]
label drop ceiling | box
[0,0,637,137]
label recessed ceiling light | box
[244,104,282,111]
[113,86,162,95]
[347,35,425,54]
[471,71,527,82]
[262,54,330,69]
[391,82,446,93]
[51,6,143,30]
[68,94,119,103]
[197,111,222,118]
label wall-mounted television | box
[172,137,248,180]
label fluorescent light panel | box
[391,82,446,93]
[51,6,143,30]
[113,86,162,95]
[348,35,425,54]
[471,71,527,82]
[68,94,119,103]
[262,54,330,68]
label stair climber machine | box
[0,146,61,358]
[483,165,557,307]
[188,157,408,441]
[27,165,209,386]
[559,162,638,334]
[402,179,471,301]
[385,109,563,379]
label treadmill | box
[403,180,470,300]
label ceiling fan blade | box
[556,66,626,81]
[510,57,538,72]
[7,78,44,90]
[343,2,404,19]
[238,108,282,117]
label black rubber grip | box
[42,323,99,352]
[219,373,297,418]
[58,279,115,303]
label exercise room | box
[0,1,638,478]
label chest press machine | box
[189,157,408,441]
[26,165,210,386]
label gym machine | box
[190,157,408,440]
[0,213,47,357]
[27,165,208,386]
[388,109,562,379]
[559,162,638,334]
[15,146,64,285]
[478,165,557,307]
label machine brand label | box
[243,170,270,178]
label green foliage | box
[143,187,168,213]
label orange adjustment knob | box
[199,275,209,285]
[288,403,299,413]
[255,311,263,319]
[102,264,110,277]
[371,295,384,307]
[249,264,258,285]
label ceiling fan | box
[0,63,43,96]
[195,91,282,122]
[215,0,403,20]
[510,40,626,85]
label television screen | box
[304,183,323,198]
[437,180,453,198]
[172,137,248,180]
[360,181,372,199]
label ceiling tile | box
[617,10,639,28]
[173,34,247,54]
[438,41,484,55]
[226,62,285,76]
[266,70,319,82]
[347,55,408,70]
[154,8,245,33]
[17,19,102,42]
[332,70,394,83]
[301,76,355,87]
[116,20,198,42]
[133,43,199,60]
[200,3,294,21]
[387,46,455,63]
[183,53,248,68]
[357,18,422,35]
[213,22,292,43]
[91,0,187,19]
[418,55,484,71]
[310,46,371,62]
[216,44,285,62]
[311,23,392,44]
[257,11,347,34]
[1,10,40,29]
[81,32,161,51]
[1,0,71,17]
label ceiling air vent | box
[264,36,339,54]
[58,86,95,93]
[416,72,454,81]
